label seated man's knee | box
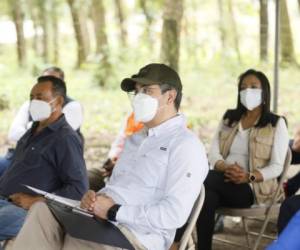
[28,201,49,217]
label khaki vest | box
[219,119,282,204]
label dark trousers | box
[286,140,300,196]
[290,140,300,165]
[196,170,254,250]
[278,195,300,234]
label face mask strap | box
[48,97,57,104]
[48,97,58,113]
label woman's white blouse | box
[208,117,289,181]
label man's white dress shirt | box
[101,114,209,250]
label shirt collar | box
[31,115,67,133]
[47,115,67,131]
[147,114,186,137]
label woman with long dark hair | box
[196,69,289,250]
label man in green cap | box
[12,63,208,250]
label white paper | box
[24,185,93,216]
[25,185,48,196]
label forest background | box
[0,0,300,168]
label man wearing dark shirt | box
[0,75,88,240]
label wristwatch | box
[248,172,256,183]
[107,204,121,222]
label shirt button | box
[31,147,35,150]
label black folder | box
[47,200,135,250]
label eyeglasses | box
[127,84,173,98]
[127,86,162,99]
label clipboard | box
[24,184,135,250]
[47,199,135,250]
[24,184,93,216]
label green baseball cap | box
[121,63,182,92]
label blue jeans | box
[0,199,27,240]
[0,149,14,176]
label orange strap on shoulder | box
[125,113,144,136]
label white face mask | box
[240,88,262,111]
[29,99,56,122]
[132,93,159,123]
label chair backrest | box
[178,185,205,250]
[276,148,292,202]
[251,148,292,250]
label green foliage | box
[1,0,300,147]
[0,95,9,110]
[0,0,10,16]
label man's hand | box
[100,157,117,177]
[80,190,97,211]
[93,194,115,220]
[9,193,44,210]
[224,163,248,184]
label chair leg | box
[191,228,197,249]
[252,215,270,250]
[187,236,195,250]
[242,217,251,248]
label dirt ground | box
[212,216,277,250]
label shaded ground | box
[213,216,277,250]
[83,133,114,170]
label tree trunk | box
[91,0,112,87]
[139,0,154,47]
[51,0,59,64]
[11,0,26,67]
[79,2,91,57]
[280,0,296,64]
[114,0,127,46]
[217,0,227,49]
[227,0,241,62]
[259,0,268,62]
[160,0,184,71]
[27,0,41,56]
[37,1,50,63]
[139,0,152,26]
[91,0,108,55]
[67,0,89,67]
[259,0,269,61]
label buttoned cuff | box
[210,157,224,170]
[116,205,139,225]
